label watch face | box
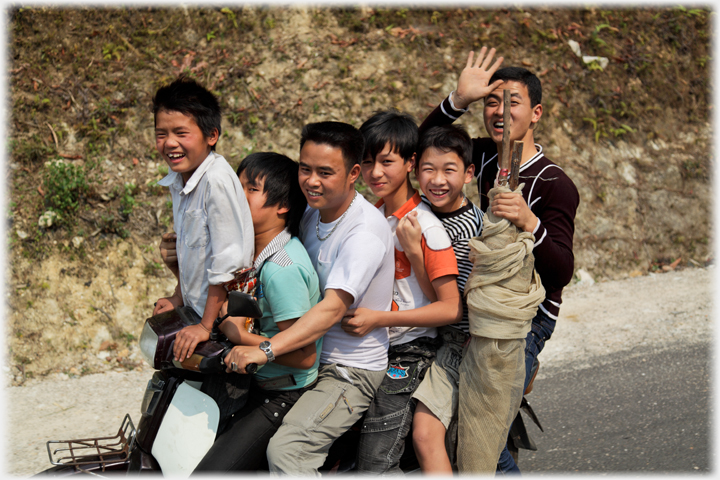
[259,341,274,361]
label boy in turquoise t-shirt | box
[188,152,322,471]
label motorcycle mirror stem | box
[217,291,263,373]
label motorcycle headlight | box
[139,321,158,369]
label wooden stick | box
[498,89,512,186]
[509,141,523,191]
[46,122,59,151]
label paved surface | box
[520,341,711,473]
[6,267,714,476]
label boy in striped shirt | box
[396,124,484,473]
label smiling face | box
[417,147,474,213]
[298,141,361,222]
[360,143,414,203]
[483,80,542,147]
[155,109,218,183]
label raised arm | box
[452,47,505,110]
[419,47,504,134]
[396,212,436,302]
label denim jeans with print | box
[497,309,556,475]
[356,336,441,474]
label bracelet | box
[198,323,211,333]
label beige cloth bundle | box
[464,184,546,340]
[457,184,546,474]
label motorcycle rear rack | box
[46,414,136,471]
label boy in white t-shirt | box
[341,110,461,473]
[226,121,395,474]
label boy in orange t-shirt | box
[341,110,461,473]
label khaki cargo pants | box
[266,363,385,475]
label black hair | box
[417,125,473,170]
[152,77,222,150]
[299,121,365,173]
[359,110,418,163]
[489,67,542,107]
[236,152,306,238]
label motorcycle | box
[37,290,262,476]
[36,289,415,476]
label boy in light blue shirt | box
[152,77,254,362]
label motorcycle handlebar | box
[220,347,258,374]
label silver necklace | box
[316,192,357,241]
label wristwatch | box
[259,340,275,362]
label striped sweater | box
[421,195,483,334]
[420,95,580,320]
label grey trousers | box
[266,362,386,476]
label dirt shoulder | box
[4,266,712,477]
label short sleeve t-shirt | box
[254,236,322,390]
[300,192,394,371]
[378,192,458,346]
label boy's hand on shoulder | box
[396,212,423,259]
[173,324,210,361]
[491,192,538,233]
[454,47,505,110]
[341,308,381,337]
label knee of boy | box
[265,436,284,470]
[412,422,432,451]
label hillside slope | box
[6,6,712,383]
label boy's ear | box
[207,128,220,147]
[276,204,290,216]
[464,164,476,184]
[530,104,543,128]
[406,153,417,173]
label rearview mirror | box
[226,291,262,319]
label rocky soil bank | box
[6,7,712,384]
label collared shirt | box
[157,151,254,317]
[252,229,323,390]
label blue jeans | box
[496,309,556,475]
[356,336,440,474]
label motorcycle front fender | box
[150,381,220,477]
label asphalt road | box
[519,341,711,473]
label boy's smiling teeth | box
[308,191,322,197]
[430,189,448,196]
[167,153,185,159]
[494,122,504,128]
